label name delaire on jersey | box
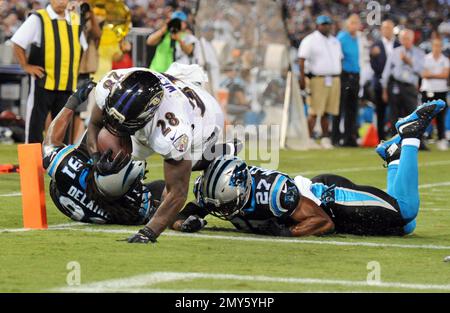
[45,145,109,221]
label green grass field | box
[1,143,450,293]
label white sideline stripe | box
[0,222,86,233]
[419,181,450,189]
[74,287,369,293]
[41,226,450,251]
[0,192,21,197]
[76,287,285,293]
[422,208,450,211]
[55,271,450,292]
[293,160,450,176]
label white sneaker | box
[308,138,323,150]
[436,139,449,151]
[320,137,334,150]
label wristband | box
[139,226,158,243]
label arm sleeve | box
[297,37,311,59]
[10,15,40,49]
[413,49,425,75]
[444,56,450,69]
[381,53,393,88]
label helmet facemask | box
[103,71,164,136]
[201,157,252,220]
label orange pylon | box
[17,143,47,229]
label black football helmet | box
[104,70,164,135]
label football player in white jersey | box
[86,65,225,243]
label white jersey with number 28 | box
[95,67,224,164]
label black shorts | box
[311,174,406,236]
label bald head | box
[399,29,415,49]
[346,14,361,35]
[381,20,394,40]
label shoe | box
[320,137,334,149]
[395,100,446,139]
[375,134,401,165]
[436,139,449,151]
[342,139,358,147]
[419,139,430,151]
[308,138,323,150]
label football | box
[97,127,132,159]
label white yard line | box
[293,160,450,176]
[419,181,450,189]
[0,192,21,197]
[16,226,448,251]
[0,222,86,233]
[421,208,450,211]
[55,271,450,293]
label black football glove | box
[91,151,101,164]
[127,226,158,243]
[258,218,292,237]
[95,149,131,176]
[180,215,207,233]
[65,80,96,110]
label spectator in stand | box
[112,39,134,70]
[421,37,449,150]
[332,14,361,147]
[370,19,400,141]
[197,24,220,94]
[298,15,342,149]
[381,29,425,138]
[73,0,102,142]
[1,13,21,40]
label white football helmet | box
[94,160,146,198]
[200,156,252,220]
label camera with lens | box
[80,2,90,16]
[79,2,90,27]
[167,18,181,34]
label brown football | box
[97,127,132,160]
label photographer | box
[146,11,197,72]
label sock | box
[402,138,420,148]
[386,161,399,197]
[392,144,420,222]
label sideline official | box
[298,15,342,149]
[333,14,361,147]
[11,0,87,143]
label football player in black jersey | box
[171,99,446,237]
[171,156,333,236]
[42,81,164,225]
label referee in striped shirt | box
[11,0,87,143]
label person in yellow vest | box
[11,0,87,143]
